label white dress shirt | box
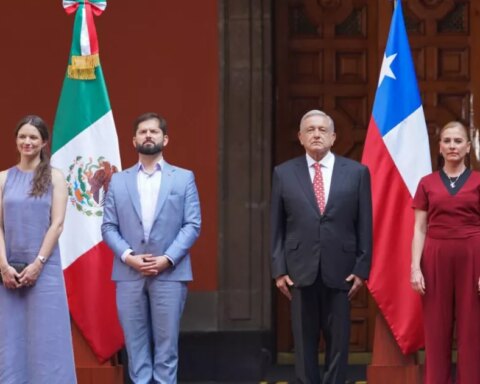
[137,160,163,241]
[306,151,335,206]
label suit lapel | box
[125,166,142,220]
[153,161,175,220]
[294,157,321,216]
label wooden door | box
[274,0,480,358]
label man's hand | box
[141,255,172,276]
[125,253,153,274]
[275,275,294,301]
[126,253,173,276]
[346,274,364,300]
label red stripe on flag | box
[84,1,99,54]
[64,241,124,362]
[64,4,79,15]
[362,118,424,354]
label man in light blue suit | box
[102,112,201,384]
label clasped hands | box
[125,253,171,276]
[1,260,43,289]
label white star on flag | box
[378,53,397,87]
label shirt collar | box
[137,158,164,174]
[306,151,334,168]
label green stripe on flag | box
[70,5,84,58]
[52,66,111,154]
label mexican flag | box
[51,0,124,362]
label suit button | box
[141,240,145,244]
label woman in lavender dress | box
[0,115,76,383]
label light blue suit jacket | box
[101,162,201,282]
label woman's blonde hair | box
[437,121,471,169]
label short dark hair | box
[133,112,167,135]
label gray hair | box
[300,110,335,132]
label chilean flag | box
[362,1,431,354]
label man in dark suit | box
[271,110,372,384]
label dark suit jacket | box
[271,154,372,289]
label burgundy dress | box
[413,170,480,384]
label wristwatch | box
[37,255,47,264]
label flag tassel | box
[68,54,100,80]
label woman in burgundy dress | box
[411,121,480,384]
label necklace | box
[448,175,460,188]
[444,168,465,188]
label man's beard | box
[136,142,163,155]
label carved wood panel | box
[274,0,480,356]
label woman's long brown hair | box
[15,115,52,197]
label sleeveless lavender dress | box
[0,167,76,384]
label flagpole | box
[365,0,424,382]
